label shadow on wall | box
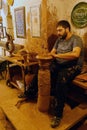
[47,34,58,52]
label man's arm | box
[50,47,81,60]
[48,48,57,55]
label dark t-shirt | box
[53,34,84,67]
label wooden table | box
[4,55,38,91]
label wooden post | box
[36,55,52,112]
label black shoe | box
[18,91,37,100]
[50,116,61,128]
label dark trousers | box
[24,74,38,98]
[25,60,81,117]
[50,60,81,117]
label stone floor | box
[0,79,87,130]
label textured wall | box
[1,0,87,55]
[47,0,87,46]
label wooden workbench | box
[73,73,87,94]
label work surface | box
[73,73,87,90]
[4,55,38,67]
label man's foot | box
[50,116,61,128]
[18,93,27,98]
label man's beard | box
[58,31,67,40]
[61,31,67,40]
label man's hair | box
[56,20,71,31]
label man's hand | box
[47,53,57,59]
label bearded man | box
[50,20,84,128]
[18,20,84,128]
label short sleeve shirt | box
[53,34,84,66]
